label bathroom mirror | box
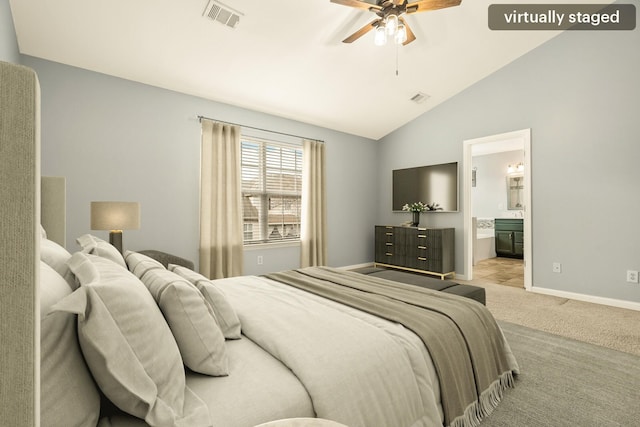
[507,174,524,210]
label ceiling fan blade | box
[399,17,417,45]
[330,0,383,12]
[342,18,381,43]
[406,0,462,14]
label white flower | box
[402,202,442,212]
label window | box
[241,137,303,245]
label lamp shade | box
[91,202,140,231]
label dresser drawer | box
[375,226,454,278]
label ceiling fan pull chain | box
[396,43,400,76]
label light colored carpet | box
[457,260,640,357]
[483,321,640,427]
[473,281,640,356]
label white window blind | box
[241,137,302,245]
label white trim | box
[336,262,375,270]
[244,240,300,250]
[463,129,532,289]
[529,286,640,312]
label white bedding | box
[83,269,517,427]
[187,337,315,426]
[103,273,445,427]
[213,275,445,427]
[101,337,315,427]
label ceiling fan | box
[331,0,462,46]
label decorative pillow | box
[124,250,165,278]
[139,268,229,376]
[55,252,211,427]
[40,236,76,289]
[169,264,242,339]
[76,234,127,269]
[40,261,100,427]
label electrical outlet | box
[552,262,562,273]
[257,255,263,265]
[627,270,639,283]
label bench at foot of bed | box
[353,267,486,305]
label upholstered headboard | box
[42,176,66,246]
[0,60,40,426]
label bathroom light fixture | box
[507,162,524,174]
[91,201,140,253]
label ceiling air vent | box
[203,0,243,29]
[410,92,430,104]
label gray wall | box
[23,56,378,274]
[13,0,640,304]
[472,150,524,219]
[0,0,19,63]
[377,25,640,303]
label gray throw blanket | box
[266,267,515,427]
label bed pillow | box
[124,250,165,278]
[40,236,76,289]
[55,252,211,427]
[169,264,242,339]
[139,268,229,376]
[40,261,100,427]
[76,233,127,269]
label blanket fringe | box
[448,371,515,427]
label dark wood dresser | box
[374,225,455,280]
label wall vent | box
[203,0,243,29]
[410,92,430,104]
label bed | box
[3,60,519,427]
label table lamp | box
[90,201,140,253]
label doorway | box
[462,129,532,290]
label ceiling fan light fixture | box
[394,24,407,44]
[386,14,399,35]
[374,25,387,46]
[335,0,463,46]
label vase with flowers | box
[402,202,442,226]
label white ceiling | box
[8,0,604,140]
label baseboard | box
[530,286,640,312]
[336,262,375,271]
[334,266,639,311]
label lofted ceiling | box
[8,0,607,140]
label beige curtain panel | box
[200,120,244,279]
[301,139,327,267]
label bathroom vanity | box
[494,218,523,259]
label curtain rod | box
[197,115,324,143]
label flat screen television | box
[392,162,459,212]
